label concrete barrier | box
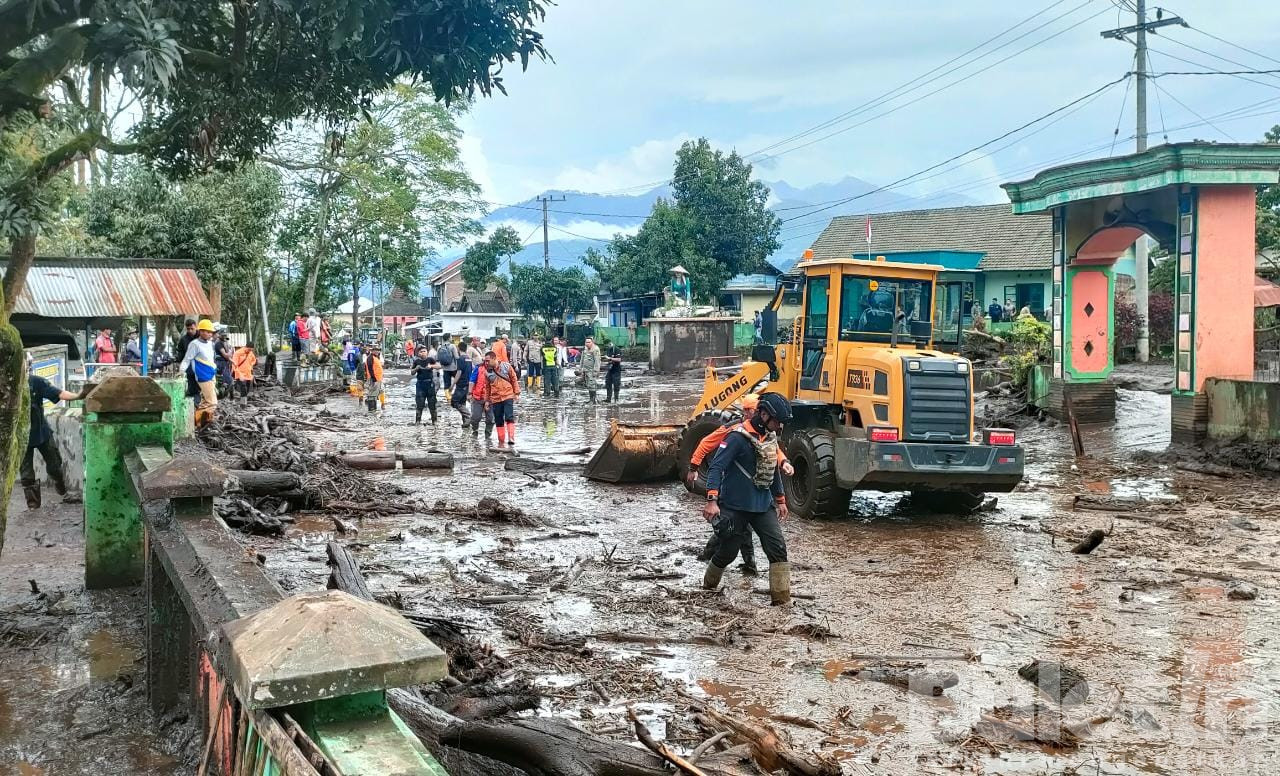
[1205,377,1280,441]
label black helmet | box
[756,392,793,422]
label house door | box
[799,275,829,392]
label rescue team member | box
[364,345,385,413]
[21,354,80,509]
[179,320,220,427]
[688,395,796,573]
[410,347,439,425]
[177,318,199,398]
[702,392,793,605]
[474,350,521,449]
[232,342,257,401]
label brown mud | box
[226,371,1280,774]
[4,366,1280,773]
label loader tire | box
[784,429,852,519]
[908,489,984,514]
[678,411,735,494]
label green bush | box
[1001,316,1050,386]
[621,345,650,362]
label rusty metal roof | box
[3,256,213,318]
[1256,275,1280,308]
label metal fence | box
[1256,349,1280,383]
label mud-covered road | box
[4,364,1280,775]
[230,367,1280,775]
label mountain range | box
[423,176,982,288]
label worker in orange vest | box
[364,345,385,413]
[687,394,795,575]
[231,342,258,403]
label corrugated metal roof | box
[3,257,213,318]
[1256,275,1280,308]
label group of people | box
[350,331,628,450]
[288,309,332,359]
[984,297,1035,324]
[174,318,259,426]
[86,327,145,366]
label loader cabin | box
[776,253,970,439]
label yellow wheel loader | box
[586,252,1024,517]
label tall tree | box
[509,264,596,334]
[1258,125,1280,256]
[269,84,484,311]
[587,138,781,302]
[82,161,283,324]
[0,0,549,557]
[462,226,523,291]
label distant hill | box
[421,177,981,293]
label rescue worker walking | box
[179,319,220,427]
[21,354,80,509]
[410,347,438,425]
[580,337,602,403]
[687,395,796,573]
[603,339,623,403]
[364,345,385,413]
[232,342,257,402]
[702,392,793,605]
[474,350,521,449]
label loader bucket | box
[584,421,683,483]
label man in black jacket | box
[22,355,81,508]
[702,392,793,605]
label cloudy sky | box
[459,0,1280,215]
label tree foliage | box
[509,264,596,326]
[586,138,781,302]
[270,83,484,310]
[1259,125,1280,254]
[82,161,282,285]
[462,225,523,291]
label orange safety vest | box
[232,349,257,381]
[493,339,509,363]
[691,422,789,468]
[367,355,383,382]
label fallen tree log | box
[336,451,399,469]
[1071,529,1106,555]
[326,541,373,600]
[691,705,841,776]
[438,717,673,776]
[228,469,302,495]
[400,452,456,470]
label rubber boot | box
[505,422,516,448]
[414,407,423,425]
[495,424,507,449]
[768,562,791,606]
[740,543,759,575]
[697,535,718,562]
[702,562,726,590]
[589,390,597,404]
[23,486,41,510]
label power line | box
[751,3,1114,164]
[590,0,1108,197]
[1110,52,1137,155]
[1189,26,1280,68]
[745,0,1084,158]
[775,74,1133,226]
[1148,76,1237,141]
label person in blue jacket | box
[702,392,793,605]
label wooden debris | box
[1071,529,1106,555]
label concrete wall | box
[647,317,735,373]
[1205,378,1280,441]
[37,408,84,496]
[1194,186,1257,390]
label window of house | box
[1002,283,1045,319]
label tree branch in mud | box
[681,691,841,776]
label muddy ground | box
[4,364,1280,774]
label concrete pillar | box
[1172,186,1257,442]
[155,377,194,440]
[82,375,174,589]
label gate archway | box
[1003,143,1280,441]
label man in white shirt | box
[306,309,322,353]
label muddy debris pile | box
[1137,439,1280,475]
[195,402,420,534]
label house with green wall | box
[805,204,1059,323]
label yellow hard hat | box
[196,319,216,332]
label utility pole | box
[536,194,566,269]
[1103,2,1187,363]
